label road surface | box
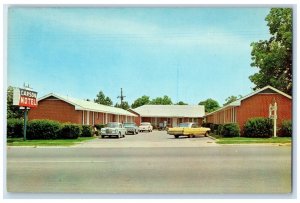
[6,131,291,194]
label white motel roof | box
[38,93,137,117]
[131,105,205,118]
[205,85,292,116]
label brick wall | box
[204,93,292,133]
[237,93,292,131]
[28,99,82,124]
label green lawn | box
[7,137,96,146]
[216,137,292,144]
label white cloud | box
[15,8,258,52]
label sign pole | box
[274,102,277,138]
[23,107,28,141]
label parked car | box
[124,122,139,135]
[139,122,153,132]
[167,122,211,138]
[100,122,126,138]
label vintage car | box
[100,122,126,138]
[124,122,139,135]
[139,122,153,132]
[167,122,211,138]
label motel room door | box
[172,118,178,127]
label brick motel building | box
[130,105,205,128]
[28,93,137,125]
[204,86,292,132]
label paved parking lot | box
[75,130,217,148]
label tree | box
[176,101,188,105]
[198,98,220,113]
[223,95,242,106]
[131,95,151,109]
[94,91,113,106]
[150,95,173,105]
[250,8,292,95]
[7,86,23,119]
[115,101,130,110]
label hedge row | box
[202,122,240,137]
[203,118,292,138]
[278,120,292,137]
[220,123,240,137]
[243,118,273,138]
[7,118,24,138]
[7,119,96,139]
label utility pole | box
[117,88,126,105]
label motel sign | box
[13,87,38,108]
[12,86,38,140]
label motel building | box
[204,86,292,132]
[28,93,137,125]
[130,105,205,128]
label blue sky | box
[7,7,271,106]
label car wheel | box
[118,132,121,139]
[101,135,105,139]
[205,131,209,137]
[174,135,179,138]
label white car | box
[139,122,153,132]
[101,122,126,138]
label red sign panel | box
[13,88,38,108]
[19,95,38,108]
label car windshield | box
[124,123,135,127]
[106,123,119,128]
[141,123,149,126]
[178,123,191,127]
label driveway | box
[75,130,217,148]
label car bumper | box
[101,133,119,136]
[167,131,183,135]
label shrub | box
[60,123,81,139]
[7,118,23,138]
[81,125,93,137]
[205,123,222,135]
[94,124,105,136]
[220,123,240,137]
[279,120,292,137]
[244,117,273,138]
[27,119,61,140]
[202,122,213,128]
[94,124,105,130]
[216,124,223,135]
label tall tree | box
[223,95,242,106]
[7,86,23,119]
[250,8,292,95]
[131,95,151,109]
[114,101,130,110]
[150,95,173,105]
[198,98,220,113]
[176,101,188,105]
[94,91,113,106]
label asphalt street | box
[6,131,292,194]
